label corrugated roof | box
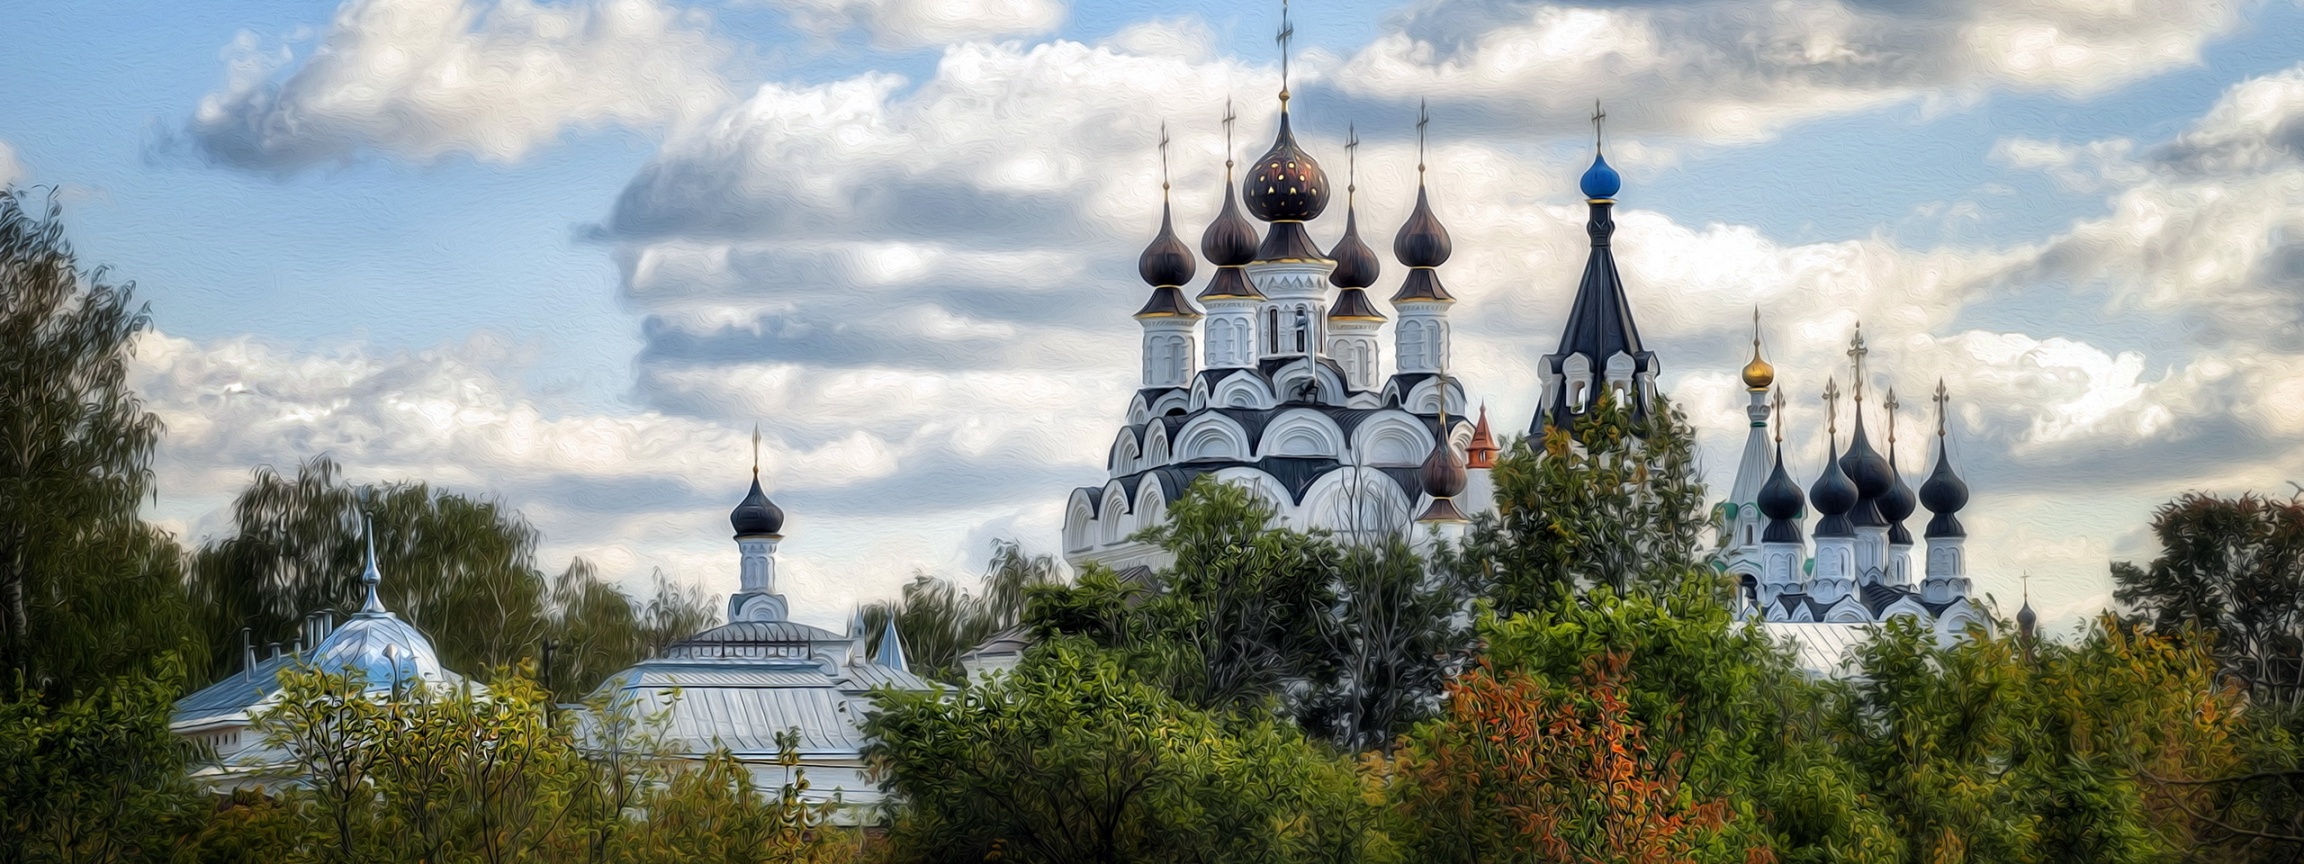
[1754,622,1874,678]
[596,659,934,758]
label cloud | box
[1330,0,2247,142]
[186,0,731,171]
[0,140,21,187]
[759,0,1065,48]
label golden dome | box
[1742,351,1775,390]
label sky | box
[4,0,2303,633]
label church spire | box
[1392,101,1457,380]
[1243,0,1329,261]
[358,506,387,616]
[1535,101,1657,433]
[1134,125,1202,322]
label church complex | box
[172,5,2011,808]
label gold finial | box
[1741,306,1774,390]
[1822,377,1841,438]
[1276,0,1293,104]
[1770,387,1785,444]
[750,424,761,477]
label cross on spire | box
[751,423,761,476]
[1823,377,1841,437]
[1847,324,1869,404]
[1158,121,1172,197]
[1222,100,1237,173]
[1771,387,1786,444]
[1345,123,1359,200]
[1591,99,1606,151]
[1933,378,1950,439]
[1885,388,1901,447]
[1417,99,1430,179]
[1277,0,1294,103]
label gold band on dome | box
[1586,198,1615,204]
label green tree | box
[1458,390,1714,613]
[1308,535,1471,753]
[863,639,1390,864]
[864,540,1060,684]
[0,668,205,864]
[2112,492,2304,698]
[0,188,196,694]
[189,456,715,697]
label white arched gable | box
[1177,415,1250,462]
[1212,373,1274,410]
[1143,423,1171,466]
[1100,484,1131,546]
[1261,410,1345,459]
[1400,377,1466,416]
[1134,481,1167,532]
[1064,492,1096,553]
[1301,469,1413,538]
[1207,467,1297,524]
[1879,596,1930,623]
[1109,429,1142,474]
[1822,599,1873,624]
[1269,359,1346,406]
[1353,413,1431,467]
[1147,389,1192,418]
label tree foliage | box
[187,456,716,699]
[0,668,204,864]
[863,540,1059,684]
[2113,492,2304,698]
[1456,390,1715,614]
[863,639,1391,864]
[0,189,195,695]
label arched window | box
[1293,307,1309,354]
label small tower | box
[1755,387,1809,613]
[1462,403,1499,515]
[728,428,790,623]
[1535,103,1659,433]
[1878,389,1920,587]
[1391,102,1456,382]
[1242,1,1335,362]
[1839,327,1895,585]
[1724,310,1776,559]
[1919,380,1973,605]
[1807,379,1859,609]
[1198,103,1263,371]
[1325,127,1385,391]
[2016,573,2038,660]
[1135,127,1202,389]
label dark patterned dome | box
[1243,112,1329,223]
[1137,201,1195,288]
[730,477,784,537]
[1419,433,1467,501]
[1329,208,1380,289]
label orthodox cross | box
[1277,0,1294,102]
[1222,100,1238,175]
[1345,123,1359,200]
[1823,377,1841,438]
[751,423,761,476]
[1884,389,1900,447]
[1158,121,1172,196]
[1771,387,1786,444]
[1417,99,1431,177]
[1591,99,1606,151]
[1933,379,1950,439]
[1847,324,1868,404]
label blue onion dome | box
[1580,152,1622,199]
[1920,443,1968,538]
[730,477,784,537]
[1329,208,1380,289]
[1243,112,1330,223]
[1137,201,1195,288]
[1201,183,1259,267]
[1757,442,1806,543]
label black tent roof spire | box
[1534,100,1658,433]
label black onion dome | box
[1393,186,1452,268]
[1878,439,1918,545]
[1841,412,1894,499]
[1329,208,1380,289]
[2017,600,2038,636]
[1757,442,1806,544]
[1420,435,1468,500]
[1809,442,1857,538]
[1920,443,1969,538]
[1134,286,1202,319]
[730,477,784,537]
[1328,288,1384,321]
[1137,202,1195,288]
[1243,112,1330,223]
[1201,183,1259,267]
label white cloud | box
[0,139,21,187]
[760,0,1065,47]
[1332,0,2246,142]
[188,0,732,170]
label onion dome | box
[1137,201,1196,288]
[1878,437,1918,545]
[1742,319,1774,390]
[1415,428,1469,524]
[1920,443,1968,538]
[1136,287,1202,319]
[1810,440,1857,538]
[1329,207,1381,289]
[1243,112,1330,223]
[1757,441,1806,544]
[730,476,784,538]
[1202,183,1260,268]
[2017,598,2038,640]
[1841,410,1893,527]
[1393,187,1453,269]
[1580,152,1622,199]
[1466,405,1499,469]
[310,514,449,692]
